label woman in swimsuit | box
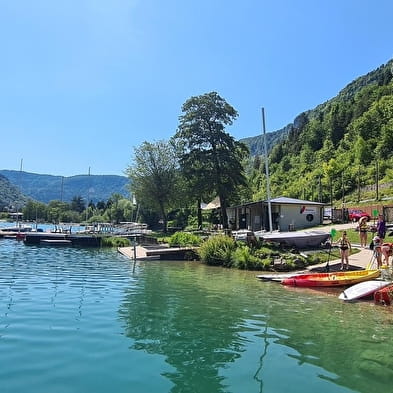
[358,216,368,248]
[337,231,351,270]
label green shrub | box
[198,235,236,266]
[260,258,273,270]
[272,254,308,271]
[232,246,260,270]
[101,236,131,247]
[254,246,280,259]
[231,246,278,271]
[168,231,202,247]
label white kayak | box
[256,272,307,282]
[338,280,392,301]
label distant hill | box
[0,174,28,210]
[0,170,129,204]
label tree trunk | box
[159,203,168,233]
[219,195,229,229]
[162,215,168,233]
[197,198,202,229]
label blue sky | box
[1,0,392,177]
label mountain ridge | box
[0,170,129,205]
[240,58,393,156]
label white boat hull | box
[255,230,330,248]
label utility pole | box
[357,165,361,203]
[318,175,322,203]
[341,171,345,205]
[60,176,64,202]
[262,108,273,232]
[375,159,379,201]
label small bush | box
[254,246,280,259]
[232,246,262,270]
[260,258,273,270]
[101,236,131,247]
[198,235,236,266]
[168,232,202,247]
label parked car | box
[348,209,370,222]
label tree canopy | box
[174,92,248,228]
[126,140,181,232]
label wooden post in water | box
[132,236,137,273]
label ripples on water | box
[1,239,393,393]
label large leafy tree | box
[22,200,48,221]
[70,195,85,213]
[126,140,180,233]
[174,92,248,229]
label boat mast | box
[17,158,23,229]
[262,108,273,232]
[86,167,90,223]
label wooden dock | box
[118,245,198,260]
[23,232,101,247]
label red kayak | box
[281,270,380,287]
[374,283,393,305]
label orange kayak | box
[281,270,380,287]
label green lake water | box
[1,240,393,393]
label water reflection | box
[119,264,248,393]
[119,261,393,393]
[265,287,393,393]
[2,239,393,393]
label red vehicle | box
[348,209,370,222]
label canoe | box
[281,269,380,287]
[374,283,393,305]
[339,280,391,301]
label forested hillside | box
[245,59,393,205]
[0,174,28,210]
[240,125,290,156]
[0,170,129,204]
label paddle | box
[326,228,337,272]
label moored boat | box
[339,280,391,301]
[281,269,380,287]
[374,283,393,305]
[40,239,72,246]
[256,230,330,248]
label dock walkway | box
[118,245,198,260]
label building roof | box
[269,196,325,206]
[228,196,326,209]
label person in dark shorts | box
[358,216,368,248]
[337,231,352,270]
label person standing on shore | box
[358,216,368,248]
[337,231,352,270]
[373,235,383,268]
[377,214,386,240]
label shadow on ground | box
[309,262,364,273]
